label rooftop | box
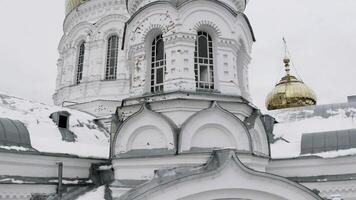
[0,93,110,159]
[269,98,356,159]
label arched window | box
[76,41,85,84]
[105,35,119,80]
[194,31,214,90]
[151,35,166,93]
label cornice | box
[64,0,127,34]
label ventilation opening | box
[50,111,71,129]
[58,115,68,129]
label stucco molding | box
[118,149,323,200]
[179,101,253,153]
[112,103,178,158]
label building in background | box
[0,0,355,199]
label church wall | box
[268,156,356,200]
[112,153,269,181]
[0,152,106,199]
[124,0,254,99]
[0,152,104,179]
[49,1,356,200]
[112,95,271,182]
[54,0,130,117]
[268,155,356,178]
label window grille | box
[194,31,214,90]
[151,35,166,93]
[76,41,85,84]
[105,35,119,80]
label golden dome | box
[266,58,317,110]
[65,0,89,15]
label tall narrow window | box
[194,31,214,90]
[151,35,166,93]
[76,41,85,84]
[105,35,119,80]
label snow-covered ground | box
[269,102,356,158]
[0,93,110,159]
[77,186,106,200]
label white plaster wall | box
[267,155,356,177]
[114,106,176,155]
[129,159,319,200]
[54,0,130,117]
[179,105,251,153]
[0,152,103,178]
[124,0,253,99]
[113,96,270,158]
[250,118,270,155]
[127,0,247,14]
[268,156,356,200]
[112,153,269,180]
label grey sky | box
[0,0,355,111]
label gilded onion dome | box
[65,0,90,15]
[266,57,317,110]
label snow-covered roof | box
[0,93,110,159]
[269,101,356,159]
[77,186,106,200]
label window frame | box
[194,31,215,91]
[76,41,85,85]
[150,34,166,93]
[105,34,119,80]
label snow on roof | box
[269,102,356,159]
[0,93,110,159]
[77,186,105,200]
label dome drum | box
[65,0,90,15]
[126,0,247,15]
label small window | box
[50,111,70,129]
[151,34,166,93]
[105,35,119,80]
[195,31,214,90]
[58,115,68,129]
[76,41,85,84]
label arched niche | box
[179,102,252,153]
[113,104,177,158]
[179,1,235,38]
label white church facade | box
[0,0,355,199]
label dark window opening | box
[105,35,119,80]
[195,31,214,90]
[76,41,85,84]
[151,34,166,93]
[58,115,68,129]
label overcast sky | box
[0,0,355,111]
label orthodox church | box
[0,0,355,199]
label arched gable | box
[253,117,270,155]
[244,110,270,156]
[118,150,322,200]
[113,104,177,158]
[179,102,252,153]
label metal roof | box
[301,129,356,155]
[0,118,31,147]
